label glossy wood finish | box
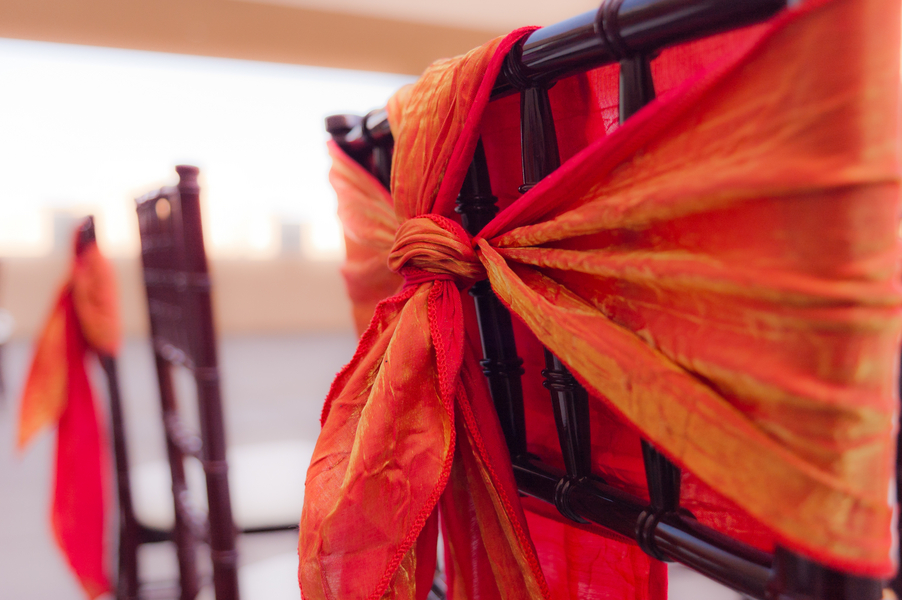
[327,110,393,189]
[543,353,592,483]
[518,86,560,192]
[518,81,598,524]
[618,50,688,553]
[514,458,775,598]
[511,2,688,104]
[455,141,528,460]
[136,166,239,600]
[494,0,784,95]
[331,0,788,146]
[770,548,885,600]
[619,53,656,122]
[327,0,894,597]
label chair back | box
[135,165,239,600]
[325,1,890,596]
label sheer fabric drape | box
[303,0,902,597]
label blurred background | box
[0,1,738,598]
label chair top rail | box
[331,0,788,153]
[136,185,179,207]
[75,215,97,255]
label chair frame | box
[131,166,240,600]
[326,1,891,598]
[97,165,308,599]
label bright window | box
[0,38,413,258]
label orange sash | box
[18,224,119,599]
[308,0,902,596]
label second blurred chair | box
[111,165,312,600]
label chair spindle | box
[619,54,686,554]
[154,354,202,600]
[174,167,239,600]
[455,140,528,459]
[518,80,596,522]
[137,167,241,600]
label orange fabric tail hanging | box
[329,143,403,336]
[18,219,120,599]
[301,31,551,600]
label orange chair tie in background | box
[18,218,119,599]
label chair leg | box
[101,356,141,600]
[117,515,140,600]
[154,356,201,600]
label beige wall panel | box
[0,0,500,75]
[1,256,354,342]
[208,258,354,334]
[2,257,71,342]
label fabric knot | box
[388,215,485,288]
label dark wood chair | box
[326,1,893,598]
[85,169,309,599]
[132,165,240,600]
[125,167,313,600]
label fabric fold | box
[18,223,119,599]
[475,0,901,571]
[312,0,901,596]
[330,142,403,335]
[301,30,550,600]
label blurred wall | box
[0,0,497,342]
[1,256,354,341]
[0,0,500,76]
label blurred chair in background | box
[122,166,310,600]
[133,164,238,600]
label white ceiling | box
[238,0,601,32]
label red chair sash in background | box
[17,217,119,599]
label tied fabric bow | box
[18,220,119,599]
[388,216,485,288]
[301,33,551,600]
[302,0,902,597]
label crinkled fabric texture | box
[18,233,119,599]
[330,144,402,336]
[302,32,550,600]
[311,0,902,596]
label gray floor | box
[0,334,740,599]
[0,334,357,600]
